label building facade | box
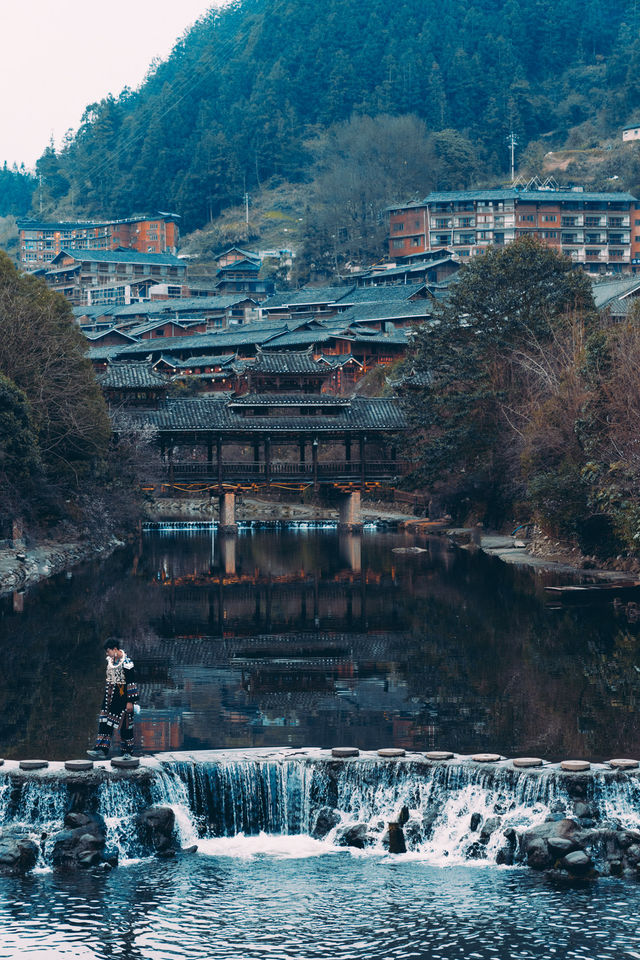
[44,249,187,305]
[17,213,180,269]
[388,188,640,274]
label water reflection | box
[1,528,639,761]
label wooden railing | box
[150,459,413,483]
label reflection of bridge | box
[131,393,410,528]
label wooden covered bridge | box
[132,393,410,529]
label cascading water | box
[3,752,640,870]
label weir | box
[2,749,640,873]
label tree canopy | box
[4,0,640,231]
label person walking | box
[87,641,139,759]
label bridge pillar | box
[220,533,236,576]
[219,492,238,535]
[339,531,362,572]
[338,490,363,532]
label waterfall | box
[3,753,640,868]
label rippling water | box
[1,852,639,960]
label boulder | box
[136,806,177,855]
[336,823,368,849]
[0,838,39,874]
[562,850,592,877]
[480,817,501,844]
[386,822,407,854]
[50,815,107,871]
[496,846,514,866]
[403,818,423,846]
[548,837,574,857]
[397,805,410,826]
[470,812,482,832]
[572,802,594,820]
[526,837,552,870]
[311,806,340,839]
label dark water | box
[1,854,639,960]
[1,527,639,762]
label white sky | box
[0,0,217,169]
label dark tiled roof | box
[52,248,184,267]
[244,350,326,375]
[424,189,637,204]
[336,282,426,304]
[98,362,167,389]
[116,322,289,357]
[170,353,236,368]
[336,301,432,324]
[141,396,405,433]
[87,344,126,361]
[261,285,355,309]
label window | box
[459,217,473,227]
[392,239,404,249]
[561,217,576,227]
[411,238,421,247]
[542,215,557,222]
[609,218,623,227]
[435,218,450,228]
[415,220,421,229]
[519,214,535,222]
[392,222,405,231]
[585,216,601,227]
[544,231,558,238]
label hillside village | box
[15,180,640,408]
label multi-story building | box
[388,188,640,274]
[43,249,187,305]
[17,213,180,269]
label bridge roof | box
[142,395,406,434]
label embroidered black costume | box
[92,651,139,754]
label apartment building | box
[388,188,640,274]
[17,213,180,269]
[43,249,187,305]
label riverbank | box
[0,535,124,600]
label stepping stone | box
[377,748,405,758]
[19,760,48,770]
[471,753,502,763]
[425,751,454,760]
[560,760,590,772]
[111,757,140,770]
[331,747,359,758]
[512,757,543,768]
[65,759,94,771]
[608,758,639,770]
[0,759,4,766]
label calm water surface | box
[1,853,639,960]
[0,527,639,761]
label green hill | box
[18,0,640,233]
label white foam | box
[195,831,341,859]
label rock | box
[624,843,640,863]
[311,806,340,839]
[503,828,517,845]
[386,822,407,854]
[136,806,177,856]
[336,823,368,849]
[331,747,359,758]
[548,837,574,857]
[496,846,514,866]
[50,815,107,871]
[560,760,590,772]
[526,837,552,870]
[562,850,592,876]
[64,812,94,829]
[111,756,140,770]
[512,757,543,768]
[480,817,501,844]
[181,845,198,854]
[397,805,410,826]
[0,838,39,874]
[609,860,623,877]
[471,754,502,763]
[377,748,405,758]
[470,812,482,832]
[425,751,454,760]
[103,846,119,867]
[573,802,594,820]
[19,760,48,771]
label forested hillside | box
[15,0,640,232]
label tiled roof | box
[244,349,326,375]
[86,344,126,361]
[591,276,640,309]
[336,283,426,304]
[336,302,432,324]
[169,353,236,368]
[52,248,184,266]
[140,395,406,433]
[98,362,167,390]
[127,318,191,338]
[261,285,355,309]
[228,394,350,407]
[116,322,290,357]
[424,189,637,204]
[350,258,457,281]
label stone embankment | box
[0,535,124,600]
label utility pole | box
[507,132,518,184]
[39,174,43,215]
[244,192,249,227]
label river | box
[1,525,640,960]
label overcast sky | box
[0,0,217,169]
